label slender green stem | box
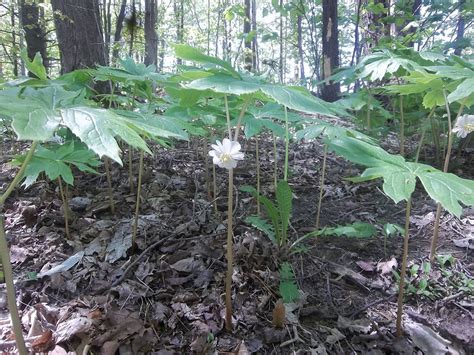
[104,158,115,214]
[396,197,412,337]
[212,163,218,215]
[0,142,37,355]
[255,137,261,216]
[204,138,211,199]
[430,114,441,165]
[366,93,371,131]
[225,168,234,331]
[283,106,289,181]
[132,151,144,247]
[315,144,328,230]
[0,141,38,206]
[57,178,71,240]
[399,96,405,157]
[0,218,28,355]
[273,134,278,189]
[429,95,462,263]
[224,96,232,138]
[233,99,251,142]
[415,107,436,164]
[128,148,134,194]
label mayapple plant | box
[329,136,474,336]
[209,138,244,331]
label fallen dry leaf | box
[356,260,376,272]
[377,257,398,275]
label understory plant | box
[329,136,474,336]
[241,180,293,249]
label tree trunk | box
[351,0,362,66]
[279,0,284,83]
[51,0,107,73]
[144,0,158,66]
[321,0,340,102]
[454,0,466,55]
[10,4,18,77]
[243,0,252,71]
[370,0,390,46]
[174,0,184,65]
[296,2,305,82]
[112,0,127,62]
[127,1,137,57]
[20,0,48,75]
[251,0,258,71]
[102,0,112,63]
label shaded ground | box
[0,128,473,354]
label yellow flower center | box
[221,153,231,163]
[463,123,474,133]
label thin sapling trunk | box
[396,198,412,337]
[132,150,144,247]
[429,96,464,262]
[57,178,71,239]
[315,144,328,230]
[0,141,38,355]
[104,158,115,214]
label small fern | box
[241,180,293,247]
[279,262,299,303]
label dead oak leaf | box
[377,257,398,275]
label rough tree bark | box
[112,0,127,62]
[296,1,305,82]
[174,0,184,65]
[243,0,252,71]
[51,0,107,73]
[321,0,340,102]
[20,0,48,74]
[144,0,158,66]
[454,0,466,55]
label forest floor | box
[0,122,473,354]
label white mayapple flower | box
[452,114,474,138]
[209,138,244,170]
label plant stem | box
[224,96,232,138]
[0,141,37,355]
[366,93,371,131]
[104,158,115,214]
[212,163,218,215]
[204,138,211,199]
[283,106,289,181]
[399,96,405,157]
[415,107,436,163]
[0,218,28,355]
[0,141,38,206]
[255,136,261,216]
[225,168,234,331]
[430,114,441,166]
[128,148,134,194]
[233,98,250,141]
[273,134,278,189]
[396,197,412,337]
[57,178,71,239]
[132,151,144,247]
[429,96,463,263]
[315,144,328,230]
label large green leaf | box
[20,49,48,81]
[114,110,189,141]
[329,137,474,217]
[0,86,84,141]
[186,74,343,117]
[17,141,100,186]
[60,107,151,164]
[174,44,241,79]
